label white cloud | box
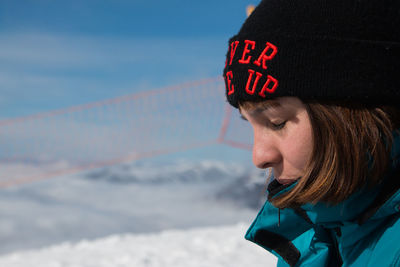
[0,31,227,117]
[0,32,225,70]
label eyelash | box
[271,121,287,130]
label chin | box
[275,177,298,185]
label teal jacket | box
[246,131,400,266]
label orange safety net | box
[0,78,252,188]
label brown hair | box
[241,100,400,209]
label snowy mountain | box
[0,223,277,267]
[85,160,253,184]
[0,159,271,264]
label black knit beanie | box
[223,0,400,108]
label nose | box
[252,127,281,169]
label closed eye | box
[271,121,286,130]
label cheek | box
[282,123,313,170]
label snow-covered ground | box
[0,159,277,266]
[0,223,277,267]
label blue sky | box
[0,0,258,164]
[0,0,259,118]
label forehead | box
[238,100,282,115]
[238,97,309,119]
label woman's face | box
[239,97,313,185]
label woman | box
[223,0,400,266]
